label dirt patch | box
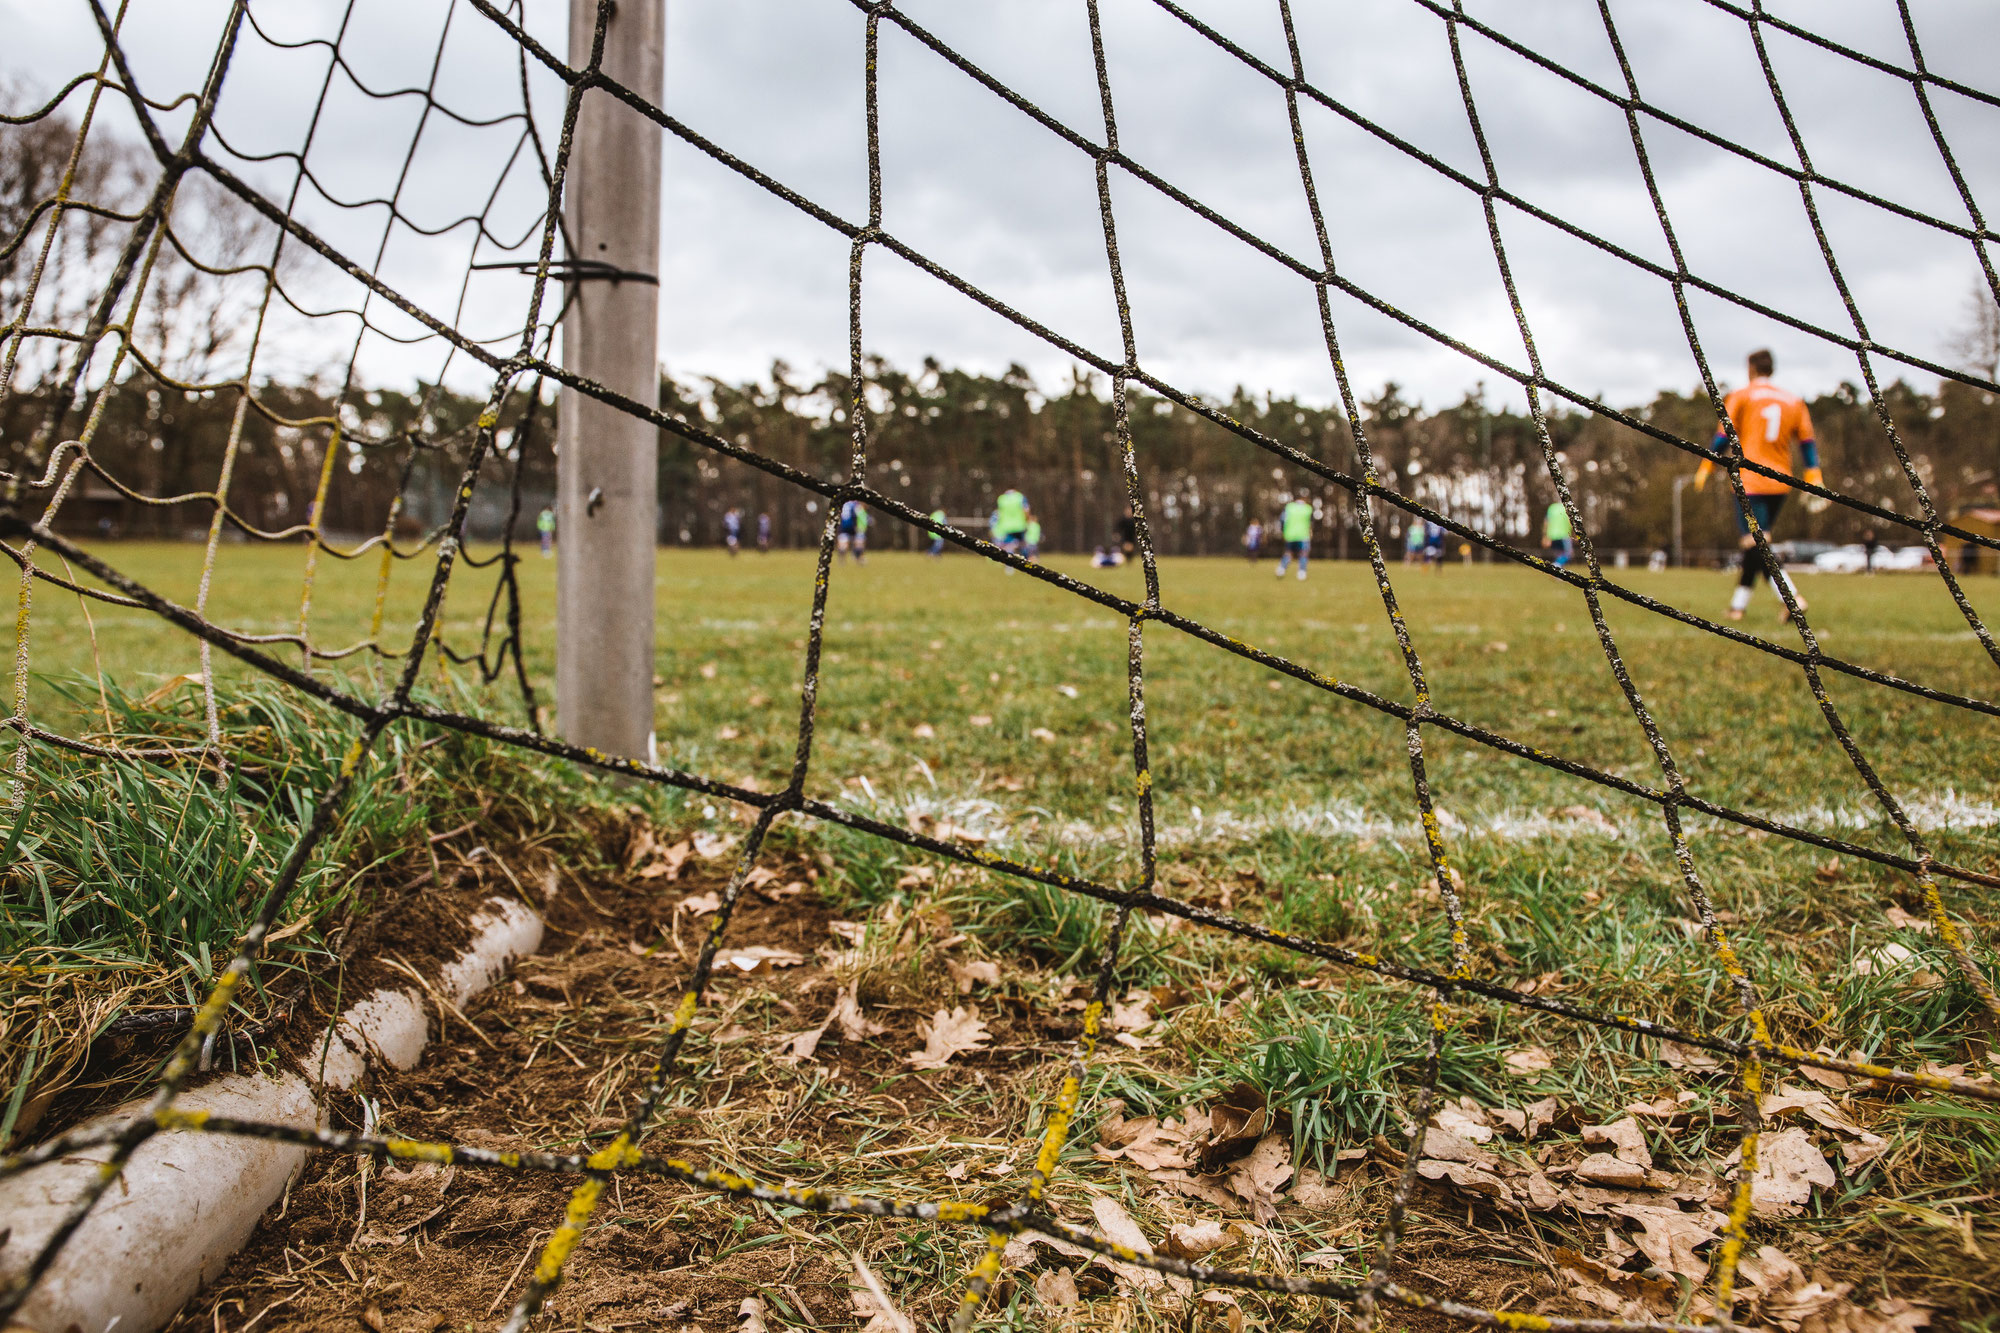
[161,844,1071,1333]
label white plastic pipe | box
[0,896,542,1333]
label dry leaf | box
[736,1297,769,1333]
[1031,1268,1080,1307]
[1165,1219,1235,1260]
[1416,1159,1510,1201]
[912,723,936,739]
[1110,991,1154,1031]
[1574,1154,1651,1188]
[1433,1106,1494,1143]
[716,726,740,741]
[1583,1117,1652,1166]
[947,957,1001,994]
[1090,1196,1186,1294]
[1522,1171,1565,1211]
[1200,1085,1270,1171]
[699,661,719,679]
[1092,1195,1154,1256]
[1290,1166,1344,1209]
[721,945,805,973]
[1524,1096,1561,1140]
[828,983,887,1041]
[851,1254,914,1333]
[1658,1039,1725,1071]
[1883,904,1932,933]
[1855,941,1942,989]
[1551,1246,1673,1320]
[1840,1134,1891,1168]
[1504,1046,1553,1075]
[1056,684,1079,698]
[786,981,889,1059]
[969,714,994,727]
[1225,1132,1294,1222]
[1610,1203,1722,1281]
[1420,1126,1495,1167]
[1096,1114,1195,1172]
[637,839,693,881]
[906,1006,990,1070]
[1728,1127,1835,1217]
[678,891,722,916]
[1030,727,1057,742]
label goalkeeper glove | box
[1693,460,1714,492]
[1803,466,1824,490]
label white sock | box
[1730,585,1752,612]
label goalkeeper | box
[1696,349,1822,622]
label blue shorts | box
[1286,540,1308,555]
[1550,537,1573,559]
[1734,493,1787,536]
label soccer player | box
[927,507,947,558]
[535,506,555,557]
[1696,349,1822,622]
[1421,520,1445,571]
[992,487,1029,554]
[756,511,772,553]
[1023,514,1043,564]
[1274,495,1312,581]
[722,506,742,556]
[1402,521,1424,565]
[1542,501,1573,568]
[1243,518,1263,562]
[837,498,868,563]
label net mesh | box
[3,1,1999,1329]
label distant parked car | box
[1812,545,1869,573]
[1879,545,1931,571]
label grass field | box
[7,540,2000,1327]
[17,540,2000,832]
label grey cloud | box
[5,0,1995,412]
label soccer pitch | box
[20,541,1998,848]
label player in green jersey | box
[1274,496,1313,581]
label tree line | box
[11,351,1995,565]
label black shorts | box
[1734,493,1786,536]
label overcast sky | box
[7,0,1999,412]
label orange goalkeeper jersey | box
[1720,379,1815,495]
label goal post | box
[556,0,664,763]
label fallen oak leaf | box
[1225,1131,1294,1223]
[1164,1219,1236,1260]
[1724,1126,1835,1218]
[1582,1116,1652,1166]
[1031,1268,1080,1307]
[947,957,1001,994]
[905,1006,990,1070]
[1504,1046,1553,1075]
[1432,1106,1494,1143]
[721,945,804,973]
[1609,1203,1723,1282]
